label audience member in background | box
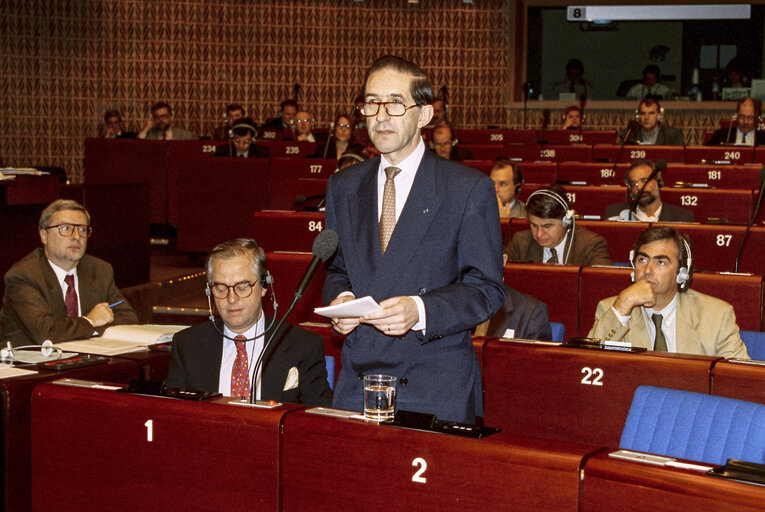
[214,118,270,159]
[430,123,473,160]
[337,149,365,171]
[604,159,694,222]
[551,58,596,100]
[561,106,582,130]
[294,111,315,142]
[626,65,672,100]
[507,186,612,266]
[312,113,365,160]
[166,238,333,405]
[260,99,298,139]
[137,102,196,140]
[215,104,246,140]
[0,199,137,346]
[475,248,552,341]
[619,98,684,146]
[102,110,135,138]
[721,57,748,90]
[707,97,765,146]
[426,97,448,127]
[588,226,749,358]
[490,159,525,220]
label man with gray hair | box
[166,238,332,406]
[1,199,137,346]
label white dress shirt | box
[218,315,265,399]
[543,232,569,264]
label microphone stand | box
[610,121,636,185]
[734,166,765,272]
[322,122,335,159]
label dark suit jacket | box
[486,286,552,341]
[604,202,695,222]
[0,248,137,346]
[214,143,270,159]
[507,224,612,266]
[706,128,765,146]
[619,124,685,146]
[322,149,506,423]
[166,318,332,406]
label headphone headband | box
[526,188,575,228]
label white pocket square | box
[283,366,299,391]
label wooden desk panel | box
[541,130,616,146]
[253,211,325,252]
[176,157,270,252]
[711,360,765,404]
[581,451,765,512]
[684,145,754,165]
[281,409,599,511]
[592,145,685,164]
[661,188,752,224]
[31,383,298,512]
[3,359,138,512]
[482,340,717,447]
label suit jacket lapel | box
[75,257,98,313]
[345,159,383,291]
[629,307,652,348]
[371,152,444,297]
[37,250,68,317]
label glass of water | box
[363,374,397,421]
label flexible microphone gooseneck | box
[724,113,735,145]
[627,159,667,220]
[538,109,551,145]
[248,229,339,403]
[734,165,765,272]
[321,122,335,159]
[610,120,640,185]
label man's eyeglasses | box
[627,177,654,189]
[209,281,258,299]
[359,101,420,117]
[45,224,92,238]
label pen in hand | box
[108,300,124,309]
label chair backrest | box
[740,331,765,361]
[620,385,765,466]
[324,355,336,390]
[550,322,565,342]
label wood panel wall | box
[1,0,510,182]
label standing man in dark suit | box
[604,159,695,222]
[707,98,765,146]
[323,55,505,423]
[166,239,332,406]
[1,199,137,346]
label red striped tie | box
[230,335,251,400]
[64,274,78,317]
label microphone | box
[293,194,326,205]
[538,109,551,144]
[609,119,640,185]
[249,229,338,403]
[628,159,666,219]
[321,121,335,159]
[578,93,587,136]
[734,165,765,272]
[724,112,735,145]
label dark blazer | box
[507,224,612,266]
[604,202,695,223]
[485,286,552,341]
[166,318,332,407]
[706,128,765,146]
[619,124,685,146]
[214,143,270,159]
[322,149,506,423]
[0,248,137,346]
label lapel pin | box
[422,208,429,214]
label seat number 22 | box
[581,367,604,386]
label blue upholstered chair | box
[550,322,565,342]
[740,330,765,361]
[620,386,765,466]
[325,355,336,390]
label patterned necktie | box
[380,166,401,254]
[64,274,78,317]
[230,335,251,400]
[652,314,668,352]
[546,248,559,264]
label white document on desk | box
[314,296,381,318]
[55,324,188,356]
[0,363,38,379]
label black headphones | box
[514,166,524,196]
[229,122,258,142]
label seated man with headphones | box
[618,98,684,146]
[166,238,333,406]
[707,97,765,146]
[588,227,749,358]
[604,159,694,222]
[137,101,197,140]
[430,123,473,161]
[506,185,612,266]
[213,117,270,158]
[490,159,525,220]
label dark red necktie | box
[64,274,78,317]
[230,335,251,400]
